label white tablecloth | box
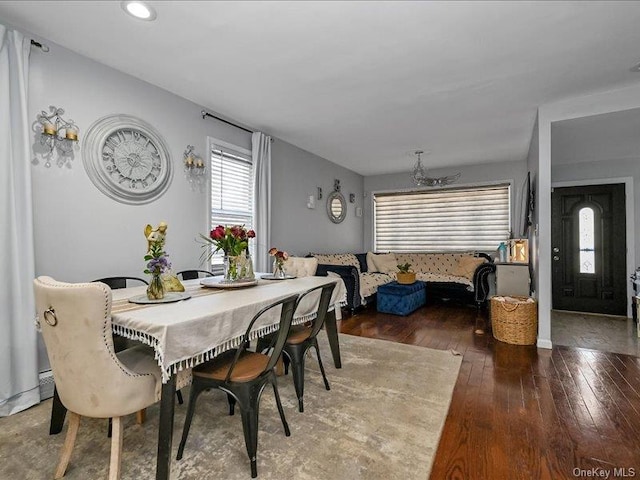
[110,275,346,382]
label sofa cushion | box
[311,253,361,272]
[371,252,397,274]
[453,256,486,280]
[360,272,394,300]
[355,253,368,273]
[366,252,378,272]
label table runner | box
[110,276,346,382]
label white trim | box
[208,136,251,157]
[551,177,635,317]
[537,338,553,349]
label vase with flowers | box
[201,225,256,282]
[269,247,289,278]
[144,236,171,300]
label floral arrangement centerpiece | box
[201,225,255,282]
[144,222,172,299]
[269,247,289,279]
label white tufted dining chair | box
[34,276,163,480]
[281,257,318,277]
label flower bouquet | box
[200,225,256,282]
[144,235,172,299]
[269,247,289,278]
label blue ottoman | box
[377,281,426,316]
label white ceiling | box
[1,1,640,176]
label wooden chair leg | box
[136,409,146,425]
[54,411,80,479]
[109,416,124,480]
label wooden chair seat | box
[287,325,312,345]
[194,350,269,382]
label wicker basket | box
[490,296,538,345]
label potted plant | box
[396,263,416,284]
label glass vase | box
[147,273,165,300]
[273,260,287,279]
[224,252,255,282]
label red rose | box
[210,226,225,240]
[247,230,256,238]
[231,226,242,238]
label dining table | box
[49,274,346,480]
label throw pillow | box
[371,252,397,274]
[366,252,379,272]
[453,256,486,280]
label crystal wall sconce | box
[33,106,79,168]
[183,145,206,191]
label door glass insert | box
[578,207,595,274]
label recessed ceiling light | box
[121,1,157,21]
[631,61,640,73]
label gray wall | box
[363,159,528,252]
[271,139,364,255]
[27,39,362,371]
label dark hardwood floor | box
[337,302,640,480]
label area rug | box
[0,334,462,480]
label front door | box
[551,184,626,315]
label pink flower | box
[269,248,288,261]
[247,230,256,238]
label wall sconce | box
[33,106,79,168]
[183,145,206,191]
[317,187,323,200]
[508,238,529,263]
[349,193,355,203]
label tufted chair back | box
[34,276,159,418]
[282,257,318,277]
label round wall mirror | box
[327,191,347,223]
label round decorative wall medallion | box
[82,114,173,204]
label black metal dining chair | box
[257,282,336,413]
[176,269,214,281]
[176,294,298,478]
[93,276,149,289]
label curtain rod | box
[201,110,253,134]
[30,39,49,52]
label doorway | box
[551,183,626,316]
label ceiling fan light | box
[409,150,460,187]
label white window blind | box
[209,145,253,270]
[373,184,510,252]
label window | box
[373,184,510,252]
[209,142,253,271]
[578,207,595,274]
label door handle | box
[553,255,560,261]
[553,247,560,253]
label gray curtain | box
[251,132,272,272]
[0,26,40,416]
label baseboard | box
[537,338,553,349]
[39,370,55,400]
